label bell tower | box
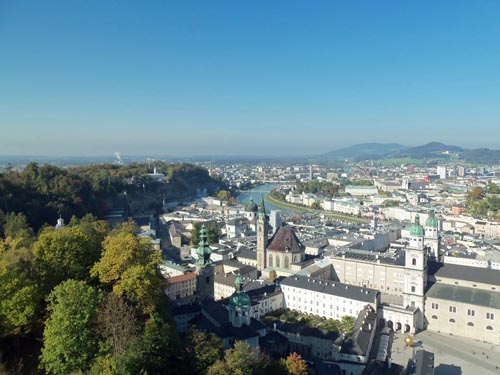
[256,196,269,271]
[195,224,214,300]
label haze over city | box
[1,0,500,156]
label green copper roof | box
[228,273,251,309]
[409,214,425,237]
[196,224,212,268]
[425,209,439,228]
[258,195,266,216]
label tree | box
[0,246,42,335]
[190,222,202,246]
[2,212,34,247]
[216,190,231,201]
[91,227,163,314]
[185,328,223,375]
[40,280,102,374]
[97,292,140,361]
[0,209,5,238]
[340,315,355,335]
[310,201,322,210]
[207,221,222,244]
[208,341,260,375]
[280,352,308,375]
[469,186,484,201]
[34,226,101,293]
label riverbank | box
[265,192,369,223]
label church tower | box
[425,208,440,260]
[403,215,428,331]
[228,273,251,327]
[196,224,214,300]
[256,197,269,271]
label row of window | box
[430,316,494,330]
[430,303,495,320]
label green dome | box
[229,291,251,309]
[425,209,439,228]
[196,224,212,268]
[409,215,425,237]
[244,198,258,212]
[228,273,251,309]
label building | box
[195,224,215,300]
[165,272,196,301]
[280,275,379,321]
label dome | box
[409,215,425,237]
[425,209,439,228]
[229,291,251,309]
[244,198,258,212]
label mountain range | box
[322,142,500,164]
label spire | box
[235,272,244,293]
[409,214,425,237]
[196,224,212,268]
[258,194,266,216]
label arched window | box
[449,318,455,323]
[431,315,438,320]
[276,256,280,268]
[412,258,417,266]
[467,322,474,327]
[486,326,493,330]
[268,255,273,267]
[284,256,290,269]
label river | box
[237,183,299,215]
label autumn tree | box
[91,225,163,314]
[280,352,308,375]
[40,279,102,374]
[2,212,34,248]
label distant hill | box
[386,142,463,159]
[321,141,500,164]
[322,143,409,160]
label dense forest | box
[0,162,223,232]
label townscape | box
[2,149,500,375]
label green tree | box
[40,279,102,374]
[280,352,308,375]
[216,190,231,201]
[0,208,5,238]
[190,222,202,246]
[185,328,223,375]
[487,182,500,194]
[208,341,260,375]
[207,221,222,244]
[340,315,355,335]
[0,246,42,335]
[34,226,101,293]
[3,212,34,247]
[91,227,163,314]
[310,201,322,210]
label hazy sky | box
[1,1,500,156]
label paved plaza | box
[388,330,500,375]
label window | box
[411,286,416,293]
[449,318,455,323]
[412,258,417,266]
[431,303,439,309]
[467,309,475,317]
[467,322,474,327]
[486,312,495,320]
[449,306,456,313]
[486,326,493,330]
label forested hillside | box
[0,162,222,232]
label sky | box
[1,0,500,156]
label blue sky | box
[1,0,499,156]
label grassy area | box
[265,192,368,223]
[263,309,355,336]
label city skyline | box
[1,1,500,156]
